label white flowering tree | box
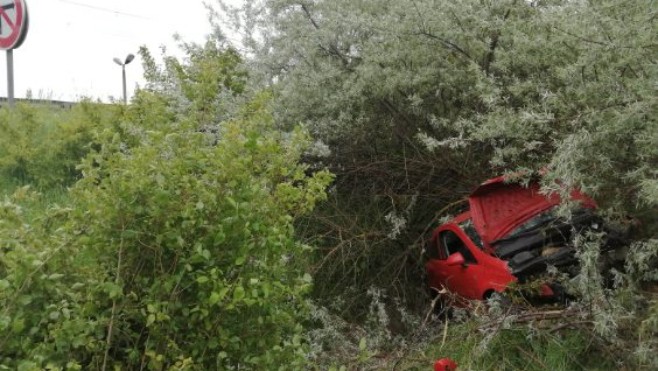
[210,0,657,365]
[219,0,655,209]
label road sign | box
[0,0,28,50]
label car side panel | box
[426,223,516,300]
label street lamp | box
[113,53,135,105]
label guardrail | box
[0,97,77,108]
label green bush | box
[0,93,332,369]
[0,102,119,189]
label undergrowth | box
[306,283,656,370]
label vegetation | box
[1,0,656,369]
[0,45,331,369]
[0,101,118,189]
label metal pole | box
[7,49,14,107]
[122,64,127,105]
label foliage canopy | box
[0,45,332,369]
[0,0,656,368]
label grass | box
[0,101,113,213]
[1,174,72,223]
[391,319,617,370]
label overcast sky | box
[0,0,238,102]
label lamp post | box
[113,53,135,105]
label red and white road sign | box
[0,0,28,50]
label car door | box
[427,218,518,301]
[436,229,486,300]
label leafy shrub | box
[0,102,119,189]
[1,35,336,368]
[0,187,101,369]
[0,92,332,369]
[75,92,331,368]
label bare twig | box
[515,345,549,370]
[483,8,511,76]
[417,31,474,62]
[553,27,608,46]
[102,234,124,371]
[300,4,320,30]
[479,308,580,330]
[549,320,592,333]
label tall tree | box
[214,0,657,315]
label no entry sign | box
[0,0,28,50]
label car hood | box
[468,176,594,246]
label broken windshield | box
[503,207,558,240]
[459,219,484,249]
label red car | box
[425,176,605,304]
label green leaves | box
[1,51,331,369]
[0,102,118,188]
[209,288,229,306]
[51,89,330,368]
[232,286,246,301]
[138,42,247,128]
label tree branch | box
[300,4,352,68]
[102,234,124,371]
[553,27,608,46]
[417,31,474,62]
[300,4,320,30]
[483,8,511,76]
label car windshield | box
[459,219,483,249]
[503,207,558,240]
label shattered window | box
[441,231,477,264]
[505,207,557,239]
[459,219,483,249]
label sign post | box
[6,49,13,104]
[0,0,29,106]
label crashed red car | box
[425,175,622,304]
